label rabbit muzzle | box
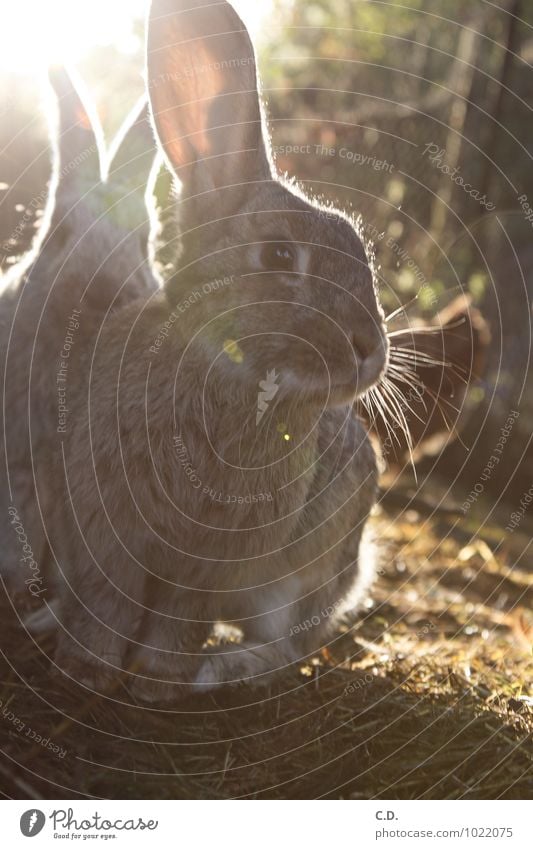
[351,323,389,396]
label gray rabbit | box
[0,66,157,615]
[42,0,389,703]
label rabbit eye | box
[259,242,296,272]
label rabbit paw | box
[193,643,287,692]
[125,646,193,704]
[126,673,188,705]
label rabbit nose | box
[352,327,385,362]
[352,327,389,393]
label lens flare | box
[0,0,272,74]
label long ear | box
[146,0,271,208]
[378,295,491,464]
[107,96,157,193]
[48,65,103,188]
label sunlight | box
[0,0,145,72]
[0,0,272,74]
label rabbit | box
[0,65,158,617]
[43,0,389,703]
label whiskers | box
[361,322,471,466]
[361,363,419,473]
[384,294,421,325]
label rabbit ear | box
[107,96,156,192]
[147,0,271,207]
[48,65,103,185]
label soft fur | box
[0,66,157,609]
[45,0,389,701]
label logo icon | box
[256,370,280,425]
[20,810,46,837]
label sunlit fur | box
[0,68,157,602]
[42,0,389,702]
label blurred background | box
[1,0,532,510]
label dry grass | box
[0,495,531,799]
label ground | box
[0,490,531,799]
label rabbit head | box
[38,65,157,310]
[147,0,389,409]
